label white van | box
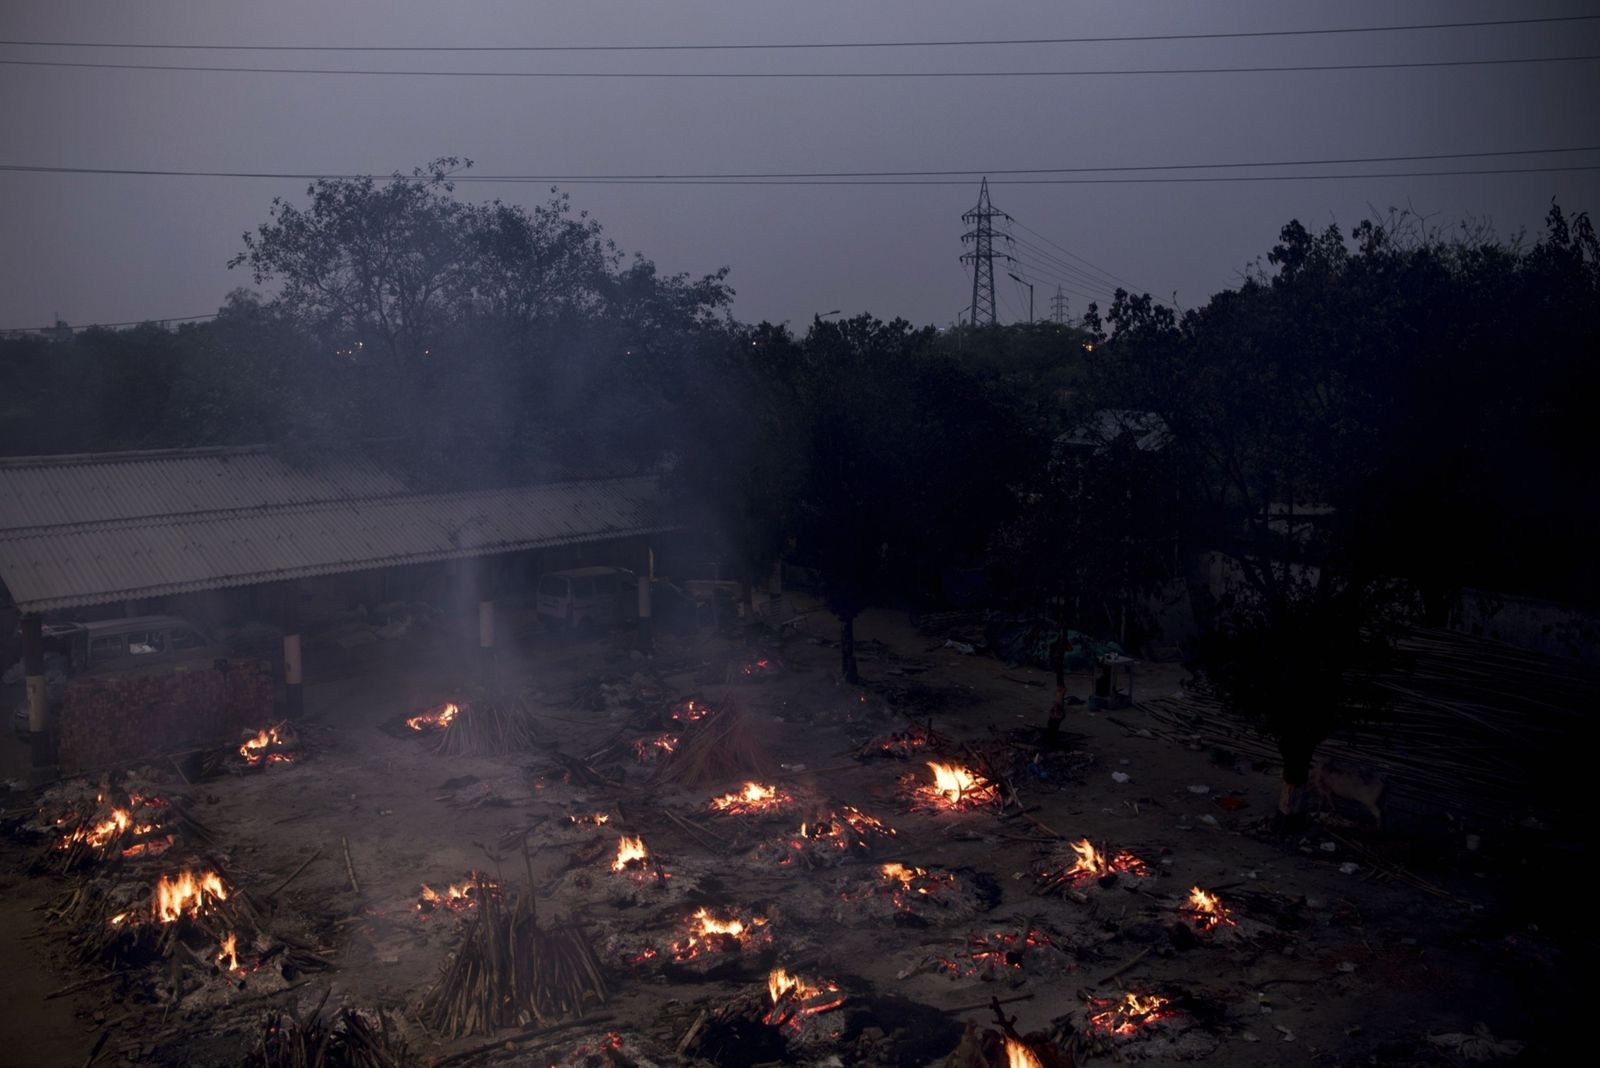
[535,567,638,635]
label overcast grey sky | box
[1,1,1596,332]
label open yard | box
[0,604,1571,1067]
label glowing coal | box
[1086,992,1174,1036]
[708,782,793,816]
[671,698,712,723]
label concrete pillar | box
[637,546,654,657]
[280,581,303,719]
[478,557,497,687]
[23,614,55,777]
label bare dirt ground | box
[0,600,1566,1066]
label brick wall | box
[57,659,276,771]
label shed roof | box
[0,447,670,613]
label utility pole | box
[1050,286,1068,324]
[960,177,1013,327]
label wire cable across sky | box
[1,14,1593,51]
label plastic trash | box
[1187,784,1210,794]
[943,639,976,655]
[1111,771,1131,784]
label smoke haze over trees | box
[2,169,1596,695]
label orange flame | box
[153,868,229,923]
[670,907,769,961]
[1088,992,1172,1035]
[239,722,295,765]
[764,968,845,1023]
[880,862,926,885]
[1067,837,1106,877]
[406,702,460,732]
[417,875,495,912]
[217,932,240,972]
[1185,886,1234,930]
[916,762,998,808]
[567,812,610,827]
[612,835,649,872]
[708,782,791,815]
[1005,1038,1046,1068]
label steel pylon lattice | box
[960,177,1013,327]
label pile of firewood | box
[47,862,256,967]
[651,702,777,788]
[421,878,608,1037]
[433,693,540,758]
[249,1005,414,1068]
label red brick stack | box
[57,660,276,771]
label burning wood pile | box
[630,732,679,765]
[407,692,540,757]
[1033,838,1151,895]
[907,761,1002,811]
[32,782,207,874]
[420,878,607,1037]
[925,921,1075,983]
[1181,885,1235,933]
[415,873,497,915]
[608,834,671,888]
[752,805,899,869]
[50,860,259,972]
[238,720,300,768]
[941,1000,1075,1068]
[650,702,777,787]
[707,781,794,817]
[835,862,1001,924]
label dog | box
[1309,757,1387,830]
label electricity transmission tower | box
[960,177,1012,327]
[1050,286,1069,324]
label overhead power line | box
[2,146,1596,186]
[2,14,1593,51]
[2,53,1597,78]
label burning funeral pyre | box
[669,906,773,964]
[408,692,540,757]
[1086,991,1175,1036]
[609,834,671,887]
[1034,838,1152,895]
[708,781,794,817]
[752,805,899,869]
[834,862,1001,925]
[632,732,679,764]
[406,701,460,733]
[238,720,298,768]
[907,762,1001,811]
[416,873,498,914]
[926,922,1075,983]
[1182,885,1235,932]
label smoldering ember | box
[2,75,1599,1068]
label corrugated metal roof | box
[0,447,672,612]
[0,445,406,534]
